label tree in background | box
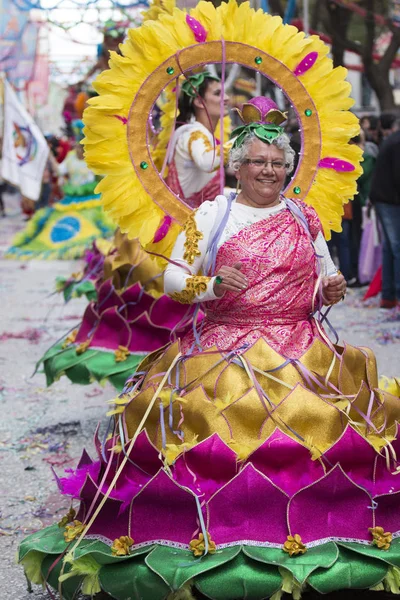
[317,0,400,110]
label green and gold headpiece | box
[230,96,287,149]
[181,71,220,100]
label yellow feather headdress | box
[83,0,362,267]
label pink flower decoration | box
[294,52,318,76]
[186,15,207,43]
[114,115,127,125]
[153,215,172,243]
[319,157,355,172]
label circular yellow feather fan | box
[83,0,362,265]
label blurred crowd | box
[0,134,80,220]
[328,113,400,309]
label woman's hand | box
[322,273,347,305]
[213,262,248,298]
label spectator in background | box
[364,115,380,153]
[36,137,60,211]
[328,198,353,283]
[360,115,371,133]
[350,131,376,285]
[379,113,399,140]
[369,126,400,308]
[328,131,376,286]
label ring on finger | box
[215,276,223,285]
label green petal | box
[100,556,170,600]
[244,542,338,584]
[145,545,241,590]
[308,547,388,594]
[18,524,66,561]
[339,538,400,568]
[20,550,46,585]
[41,555,83,600]
[74,540,155,565]
[41,342,143,390]
[195,551,281,600]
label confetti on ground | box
[0,328,46,344]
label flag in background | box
[1,78,49,201]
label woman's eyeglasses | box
[243,159,288,170]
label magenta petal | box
[186,14,207,43]
[318,157,355,172]
[96,280,123,312]
[150,294,193,330]
[90,307,130,350]
[75,303,98,343]
[100,432,162,509]
[322,426,376,490]
[130,469,198,545]
[173,434,238,501]
[121,284,154,322]
[374,435,400,495]
[77,475,128,541]
[77,448,94,469]
[128,430,163,476]
[246,429,324,495]
[127,314,170,352]
[294,51,318,76]
[208,464,288,544]
[289,465,373,543]
[153,215,172,243]
[374,490,400,534]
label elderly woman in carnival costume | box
[19,97,400,600]
[165,97,346,354]
[165,71,230,208]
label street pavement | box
[0,192,399,599]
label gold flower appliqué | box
[182,212,203,265]
[283,534,307,556]
[369,526,392,550]
[170,276,210,304]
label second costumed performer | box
[165,71,230,207]
[18,2,400,599]
[38,71,230,390]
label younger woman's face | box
[194,80,229,119]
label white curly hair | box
[229,131,295,174]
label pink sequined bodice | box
[181,200,323,359]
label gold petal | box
[222,387,274,448]
[273,384,345,452]
[241,104,263,123]
[265,109,288,125]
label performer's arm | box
[187,131,222,173]
[315,232,338,277]
[164,203,219,303]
